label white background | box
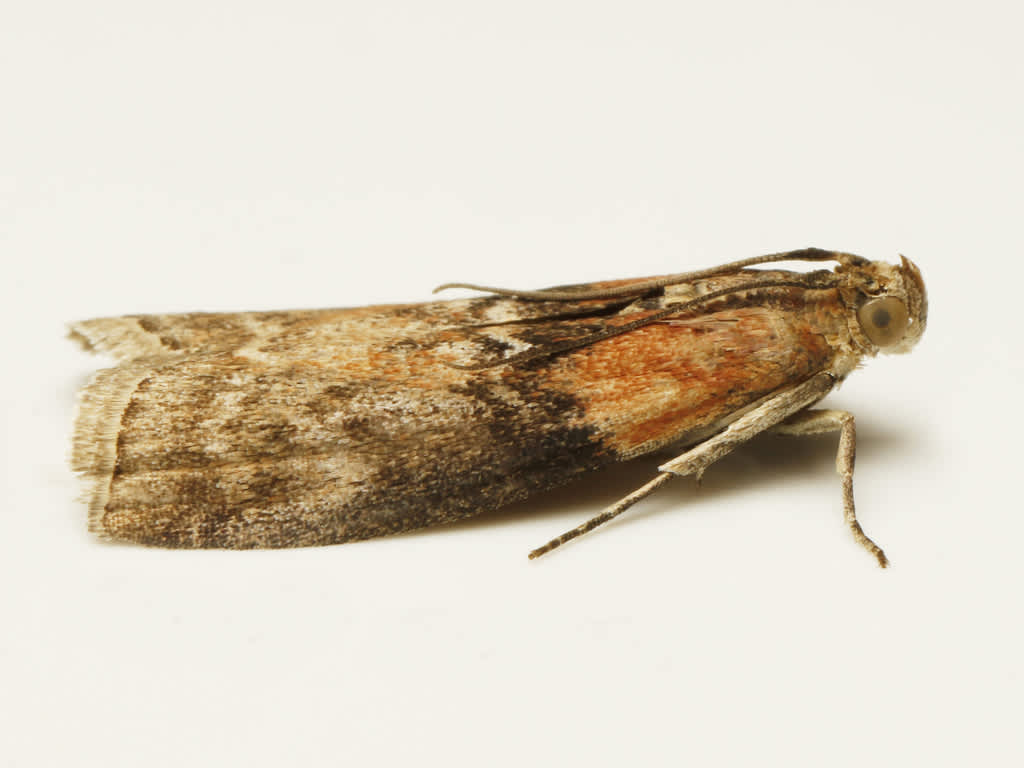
[3,2,1022,766]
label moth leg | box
[527,472,676,559]
[772,408,889,568]
[529,372,835,560]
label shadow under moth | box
[70,248,927,566]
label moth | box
[70,248,926,566]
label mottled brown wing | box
[68,290,643,363]
[71,279,844,548]
[71,295,635,548]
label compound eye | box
[858,296,909,347]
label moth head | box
[846,255,927,355]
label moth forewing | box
[70,249,926,564]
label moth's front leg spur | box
[773,408,889,568]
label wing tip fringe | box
[71,362,152,540]
[67,317,168,361]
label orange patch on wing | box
[547,306,837,457]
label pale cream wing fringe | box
[68,317,171,361]
[69,317,182,538]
